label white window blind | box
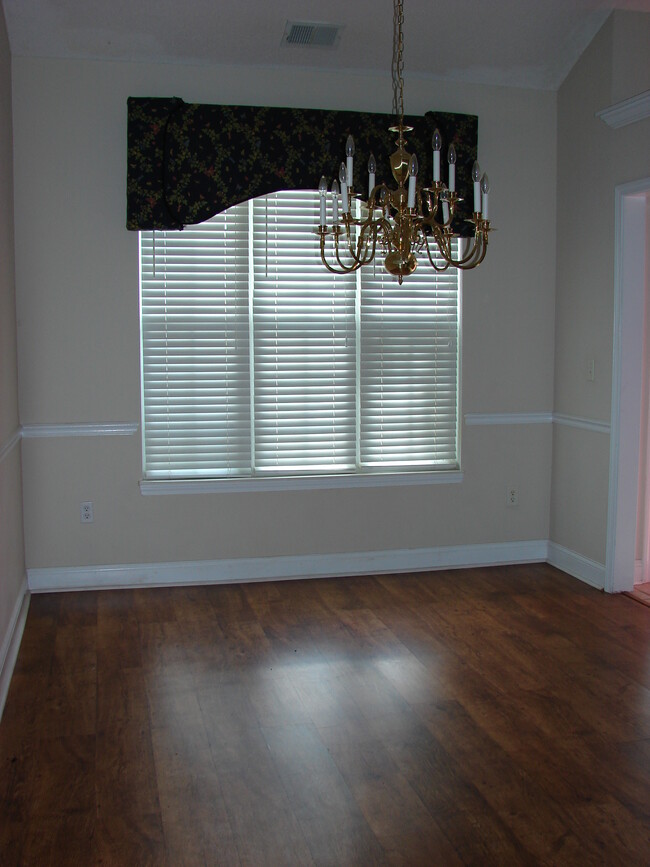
[252,192,356,473]
[140,208,250,478]
[140,191,460,481]
[360,257,460,469]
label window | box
[140,191,460,482]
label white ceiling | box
[2,0,650,91]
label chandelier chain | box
[391,0,405,120]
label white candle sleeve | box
[347,156,353,190]
[407,175,416,208]
[319,197,326,226]
[474,181,481,213]
[480,173,490,220]
[433,151,440,183]
[448,164,455,192]
[369,173,375,198]
[341,182,349,214]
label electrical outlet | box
[80,501,94,523]
[506,485,519,507]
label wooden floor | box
[626,581,650,608]
[2,564,650,866]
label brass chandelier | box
[317,0,492,283]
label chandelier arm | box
[333,228,364,272]
[444,231,487,267]
[343,213,375,264]
[320,255,362,275]
[452,238,479,266]
[422,231,452,272]
[320,231,361,274]
[341,217,356,259]
[353,216,377,264]
[356,222,381,265]
[429,223,452,254]
[454,237,489,270]
[439,232,488,270]
[425,222,489,271]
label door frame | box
[605,177,650,593]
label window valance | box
[126,96,478,235]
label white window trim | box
[139,469,463,495]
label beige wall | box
[12,55,557,570]
[0,5,26,660]
[551,10,650,565]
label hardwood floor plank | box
[19,811,96,867]
[243,668,311,728]
[29,734,95,815]
[317,719,463,866]
[0,723,40,865]
[208,583,259,627]
[367,709,538,865]
[95,666,167,865]
[200,703,316,867]
[414,699,603,864]
[96,591,143,673]
[262,722,387,865]
[149,690,240,867]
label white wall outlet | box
[506,485,519,507]
[80,501,94,523]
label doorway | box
[606,179,650,593]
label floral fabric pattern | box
[127,97,479,236]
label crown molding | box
[596,89,650,129]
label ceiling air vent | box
[283,21,342,49]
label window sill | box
[139,470,463,495]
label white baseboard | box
[27,539,549,593]
[547,542,606,590]
[0,576,30,721]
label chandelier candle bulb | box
[481,173,490,219]
[368,153,377,199]
[346,135,355,190]
[339,163,349,213]
[331,179,340,225]
[472,161,481,213]
[448,144,457,192]
[318,176,327,226]
[407,153,418,208]
[432,129,442,182]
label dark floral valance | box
[127,97,478,236]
